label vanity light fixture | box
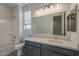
[34,4,62,17]
[56,4,62,10]
[36,9,40,16]
[50,4,55,14]
[45,6,48,15]
[40,7,44,15]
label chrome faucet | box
[54,33,57,40]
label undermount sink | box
[48,39,63,44]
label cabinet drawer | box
[54,53,65,56]
[25,45,32,56]
[41,44,78,56]
[25,41,40,47]
[41,49,54,56]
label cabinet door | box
[25,45,32,56]
[32,47,40,56]
[54,53,65,56]
[41,49,54,56]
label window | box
[24,11,31,32]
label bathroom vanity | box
[23,6,78,56]
[24,37,78,56]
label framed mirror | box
[32,12,66,36]
[53,12,65,35]
[67,10,76,32]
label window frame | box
[23,10,32,32]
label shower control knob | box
[13,36,16,39]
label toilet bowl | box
[15,43,24,56]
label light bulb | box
[36,10,40,17]
[56,4,62,10]
[45,7,48,15]
[50,5,54,13]
[39,8,44,16]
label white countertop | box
[24,37,78,51]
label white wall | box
[11,5,24,44]
[19,5,24,42]
[0,4,14,55]
[0,4,20,55]
[12,6,19,45]
[77,4,79,51]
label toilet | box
[15,43,24,56]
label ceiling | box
[0,3,28,8]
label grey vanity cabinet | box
[41,44,78,56]
[25,45,40,56]
[41,44,66,56]
[41,46,61,56]
[25,40,78,56]
[25,41,41,56]
[41,49,66,56]
[32,47,40,56]
[25,45,32,56]
[41,49,54,56]
[54,53,66,56]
